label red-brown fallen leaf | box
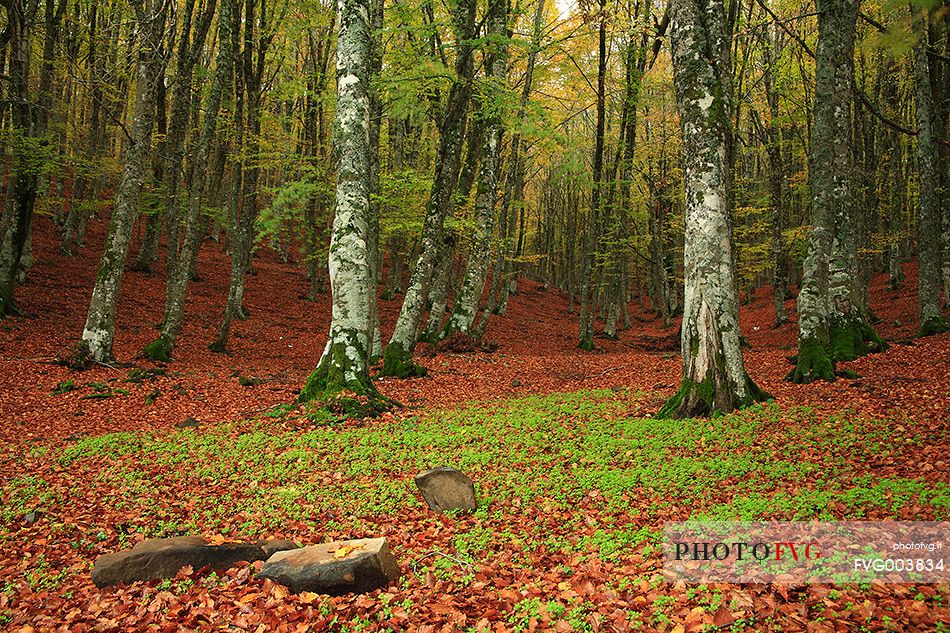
[712,604,735,627]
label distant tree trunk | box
[578,0,607,351]
[299,0,385,410]
[658,0,768,418]
[789,0,861,383]
[381,235,405,299]
[367,0,384,359]
[132,77,169,272]
[162,0,217,276]
[211,0,249,352]
[911,3,948,336]
[421,240,455,340]
[61,2,103,255]
[73,0,168,363]
[145,0,236,361]
[382,0,476,377]
[762,27,788,328]
[442,0,508,339]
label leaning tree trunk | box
[381,0,476,377]
[911,3,948,336]
[441,0,508,339]
[74,0,167,363]
[658,0,769,418]
[298,0,385,412]
[145,0,236,361]
[789,0,859,383]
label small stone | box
[91,536,271,588]
[176,417,200,429]
[510,379,522,387]
[23,510,43,526]
[414,467,477,512]
[257,537,399,595]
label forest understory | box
[0,217,947,632]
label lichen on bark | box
[657,0,769,419]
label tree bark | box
[381,0,477,377]
[74,0,168,362]
[145,0,236,360]
[911,3,948,336]
[442,0,509,339]
[789,0,860,383]
[299,0,385,412]
[658,0,768,418]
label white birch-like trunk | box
[658,0,767,418]
[299,0,380,407]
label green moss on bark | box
[829,318,886,362]
[918,316,948,337]
[298,340,391,417]
[142,334,174,362]
[380,341,427,378]
[656,372,771,419]
[787,335,835,384]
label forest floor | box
[0,216,948,632]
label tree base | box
[787,336,835,384]
[379,342,427,378]
[298,353,393,418]
[577,336,594,351]
[143,334,174,362]
[656,373,771,419]
[918,316,949,338]
[830,317,886,362]
[63,340,95,370]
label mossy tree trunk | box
[382,0,476,377]
[911,4,948,337]
[789,0,858,383]
[299,0,384,412]
[75,0,168,362]
[658,0,769,419]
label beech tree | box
[911,2,948,337]
[73,0,169,363]
[380,0,477,377]
[298,0,383,410]
[789,0,885,383]
[657,0,769,418]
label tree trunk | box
[658,0,768,418]
[789,0,860,383]
[74,0,167,363]
[911,3,948,336]
[299,0,385,412]
[442,0,508,339]
[578,0,608,350]
[146,0,236,361]
[381,0,476,377]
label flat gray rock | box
[414,467,477,512]
[91,536,293,588]
[257,537,399,595]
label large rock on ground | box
[92,536,298,588]
[257,537,399,595]
[414,467,477,512]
